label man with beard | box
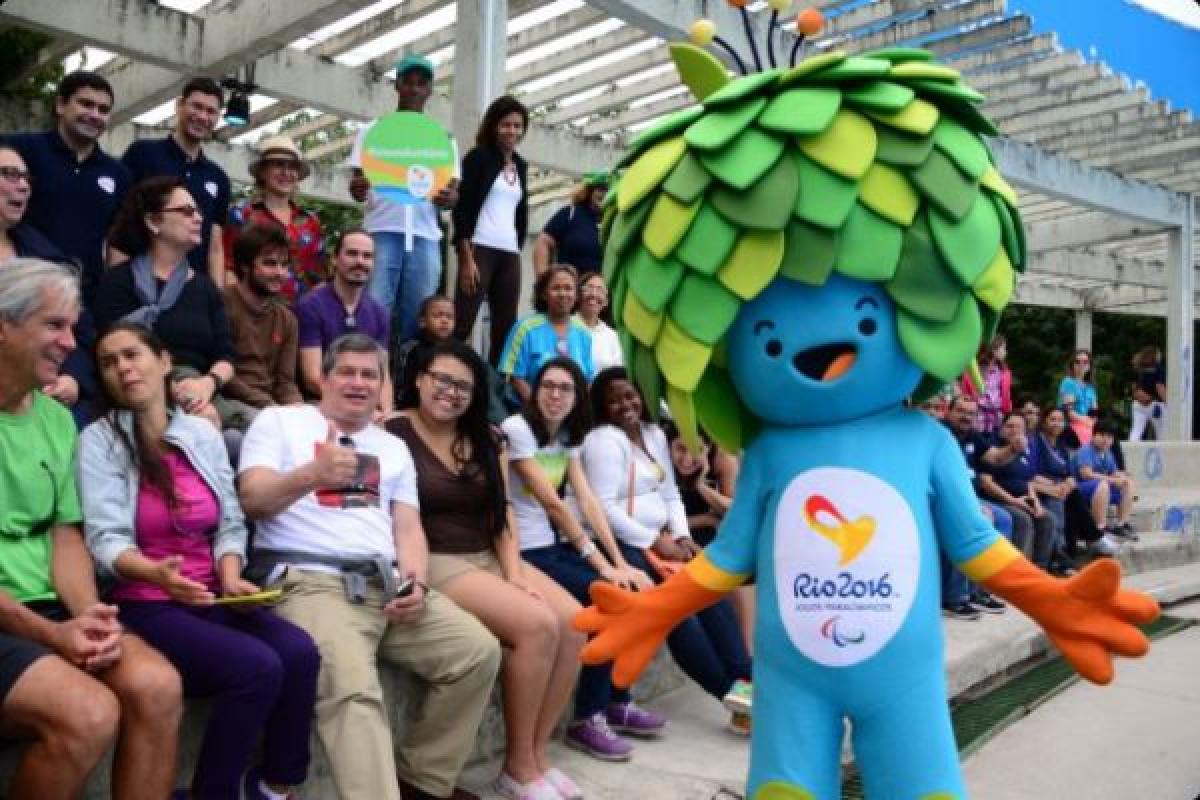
[121,77,232,286]
[296,229,392,413]
[219,224,304,459]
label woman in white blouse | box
[582,367,752,718]
[575,272,623,372]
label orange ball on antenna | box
[795,7,824,35]
[726,0,749,8]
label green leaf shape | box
[909,148,978,221]
[624,107,705,167]
[703,68,784,110]
[834,204,905,282]
[932,117,990,179]
[656,318,713,392]
[617,135,688,212]
[665,383,700,451]
[779,218,838,285]
[643,193,701,259]
[793,151,859,229]
[858,162,919,226]
[989,192,1024,272]
[889,62,961,83]
[662,152,713,204]
[929,193,1001,286]
[618,327,635,370]
[626,245,685,313]
[980,165,1018,208]
[797,109,877,180]
[807,56,893,83]
[694,368,748,453]
[779,51,847,86]
[605,195,654,267]
[717,229,785,300]
[875,126,935,167]
[844,81,916,113]
[885,213,965,323]
[923,93,998,137]
[669,42,731,102]
[865,98,939,135]
[758,88,842,136]
[610,266,628,328]
[622,288,663,346]
[670,274,742,346]
[698,128,785,190]
[897,295,982,383]
[675,203,739,275]
[633,342,664,420]
[908,77,984,105]
[685,96,768,151]
[710,150,798,231]
[972,248,1016,312]
[868,47,934,64]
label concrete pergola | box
[1,0,1196,438]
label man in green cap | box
[350,54,459,343]
[532,171,608,278]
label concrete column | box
[1164,195,1195,440]
[451,0,508,152]
[1074,309,1093,352]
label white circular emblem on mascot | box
[773,467,918,667]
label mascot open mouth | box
[792,343,857,382]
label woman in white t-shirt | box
[504,357,661,763]
[582,367,753,729]
[575,272,623,373]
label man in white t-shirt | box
[350,54,459,343]
[238,333,499,800]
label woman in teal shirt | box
[1057,348,1098,443]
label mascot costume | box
[575,3,1160,798]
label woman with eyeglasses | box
[1057,348,1098,445]
[498,263,594,405]
[95,176,235,431]
[80,322,319,800]
[575,272,623,372]
[583,367,754,734]
[504,358,662,765]
[386,341,587,800]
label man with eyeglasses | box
[4,71,132,306]
[0,258,182,799]
[121,77,232,287]
[238,333,500,800]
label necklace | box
[501,162,518,187]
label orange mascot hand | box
[982,557,1160,685]
[575,569,726,688]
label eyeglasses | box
[426,369,474,397]
[0,166,32,185]
[161,204,201,217]
[540,379,575,396]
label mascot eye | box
[858,318,877,336]
[765,339,783,357]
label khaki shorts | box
[427,549,503,590]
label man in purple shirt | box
[296,228,392,413]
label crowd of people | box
[0,56,1162,800]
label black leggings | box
[453,243,521,366]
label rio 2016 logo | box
[821,616,865,648]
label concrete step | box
[1113,529,1200,576]
[1131,488,1200,535]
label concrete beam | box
[521,49,666,112]
[999,87,1148,136]
[1027,248,1171,289]
[1025,212,1168,254]
[542,69,678,126]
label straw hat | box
[250,135,311,181]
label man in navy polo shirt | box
[121,76,231,286]
[532,171,607,278]
[4,71,131,306]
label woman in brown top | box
[385,341,586,800]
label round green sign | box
[359,111,455,205]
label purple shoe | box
[565,713,634,762]
[606,701,668,738]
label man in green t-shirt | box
[0,259,181,799]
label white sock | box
[258,781,290,800]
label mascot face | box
[727,274,922,426]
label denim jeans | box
[941,501,1013,606]
[367,232,442,342]
[522,543,631,719]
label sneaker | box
[565,713,633,762]
[606,701,667,737]
[1089,534,1121,557]
[969,591,1006,614]
[242,768,296,800]
[543,768,583,800]
[941,601,981,621]
[493,772,560,800]
[727,710,751,736]
[1117,522,1139,540]
[722,679,753,714]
